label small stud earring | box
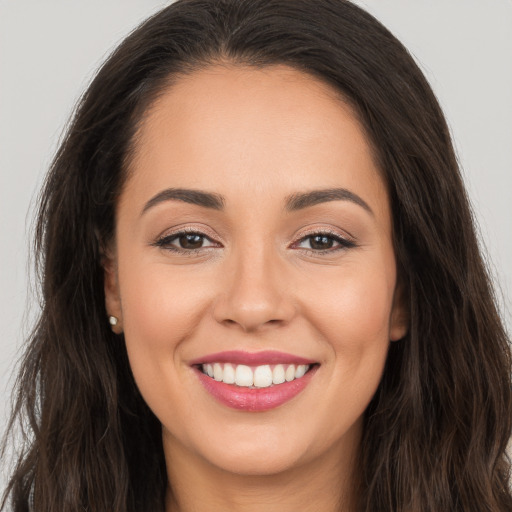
[109,316,118,326]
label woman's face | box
[105,64,407,477]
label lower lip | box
[193,365,318,412]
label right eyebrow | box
[141,188,225,216]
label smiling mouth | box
[197,362,317,388]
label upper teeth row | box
[201,363,310,388]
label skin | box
[104,63,408,512]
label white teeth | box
[213,363,223,381]
[285,365,296,382]
[253,365,273,388]
[272,364,286,385]
[223,363,236,384]
[295,365,307,378]
[235,365,254,387]
[201,362,312,388]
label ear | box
[102,247,123,334]
[389,279,409,342]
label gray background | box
[1,0,511,487]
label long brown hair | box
[2,1,511,510]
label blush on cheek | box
[122,264,212,340]
[318,277,393,350]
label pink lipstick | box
[189,350,316,366]
[190,350,319,412]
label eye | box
[294,231,356,253]
[153,230,219,254]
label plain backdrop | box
[1,0,511,487]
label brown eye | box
[295,232,356,253]
[153,230,218,253]
[309,235,335,250]
[178,233,205,249]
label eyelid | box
[156,224,221,243]
[151,225,222,254]
[290,227,355,246]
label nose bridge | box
[213,236,294,332]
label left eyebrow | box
[284,188,374,216]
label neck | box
[163,429,361,512]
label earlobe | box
[389,280,409,342]
[102,249,123,333]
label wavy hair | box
[2,1,511,510]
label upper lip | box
[189,350,317,366]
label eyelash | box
[152,227,356,256]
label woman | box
[2,0,511,510]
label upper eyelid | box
[292,228,351,241]
[158,226,220,242]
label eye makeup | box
[151,226,357,257]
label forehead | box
[122,64,389,224]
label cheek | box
[305,261,395,353]
[116,260,220,426]
[303,258,395,411]
[120,262,211,343]
[117,259,215,396]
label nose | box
[212,243,296,333]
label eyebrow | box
[284,188,373,215]
[141,188,225,215]
[141,187,373,216]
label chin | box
[163,419,313,477]
[203,441,307,477]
